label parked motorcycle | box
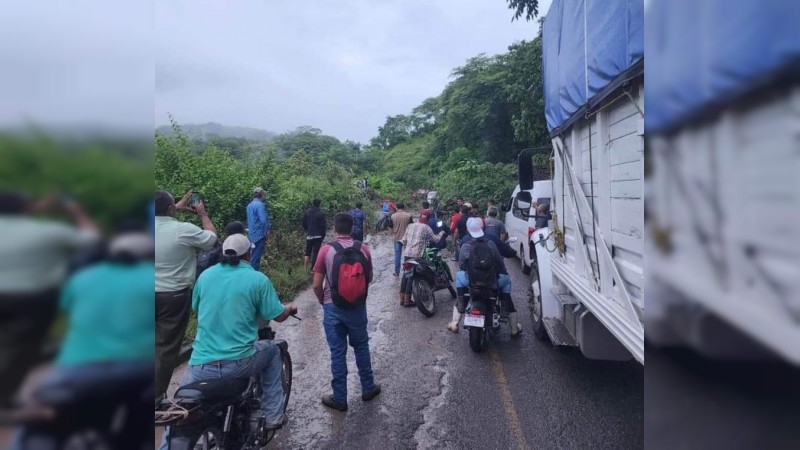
[155,326,292,450]
[401,223,457,317]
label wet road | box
[164,232,643,449]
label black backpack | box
[196,243,222,279]
[468,238,497,291]
[329,241,371,309]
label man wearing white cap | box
[447,217,521,336]
[161,233,298,445]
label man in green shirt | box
[8,229,154,449]
[168,234,298,440]
[154,190,217,403]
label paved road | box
[645,346,800,450]
[162,231,643,449]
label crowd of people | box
[69,184,527,447]
[155,187,382,446]
[381,196,522,335]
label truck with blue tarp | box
[515,0,644,363]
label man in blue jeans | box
[312,213,381,411]
[247,187,272,272]
[159,234,298,449]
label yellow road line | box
[489,350,528,450]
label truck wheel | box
[520,244,531,275]
[528,265,547,341]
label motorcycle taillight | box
[402,262,413,270]
[470,309,481,315]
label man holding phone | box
[154,189,217,403]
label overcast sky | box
[156,0,552,143]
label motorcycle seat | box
[174,377,251,404]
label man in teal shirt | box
[163,233,297,447]
[9,230,154,449]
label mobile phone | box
[191,191,201,206]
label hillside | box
[155,122,276,142]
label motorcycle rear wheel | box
[468,327,487,353]
[413,278,436,317]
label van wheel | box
[520,244,531,275]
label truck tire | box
[528,265,547,341]
[520,244,531,275]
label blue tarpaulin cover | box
[542,0,644,133]
[645,0,800,134]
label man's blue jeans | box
[322,303,375,404]
[10,360,151,450]
[394,241,403,275]
[455,271,512,293]
[251,237,266,271]
[158,340,283,450]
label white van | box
[503,181,552,271]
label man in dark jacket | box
[302,199,327,270]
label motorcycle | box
[155,326,293,450]
[401,221,457,317]
[462,236,518,353]
[402,247,457,317]
[0,363,153,450]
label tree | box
[505,0,539,22]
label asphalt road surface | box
[161,231,643,449]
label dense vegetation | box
[0,133,152,231]
[155,5,549,313]
[366,33,550,214]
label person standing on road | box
[302,198,327,270]
[159,234,299,448]
[380,198,397,216]
[452,205,471,263]
[398,219,446,306]
[312,213,381,412]
[484,206,507,241]
[154,190,217,403]
[0,191,100,408]
[247,187,272,272]
[390,203,412,276]
[418,201,433,225]
[348,202,368,242]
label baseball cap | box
[253,187,265,195]
[109,232,153,258]
[464,202,473,208]
[466,217,484,238]
[222,234,254,256]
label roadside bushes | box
[155,125,366,303]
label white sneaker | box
[447,306,461,333]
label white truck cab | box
[504,182,552,272]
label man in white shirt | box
[154,190,217,403]
[0,191,99,407]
